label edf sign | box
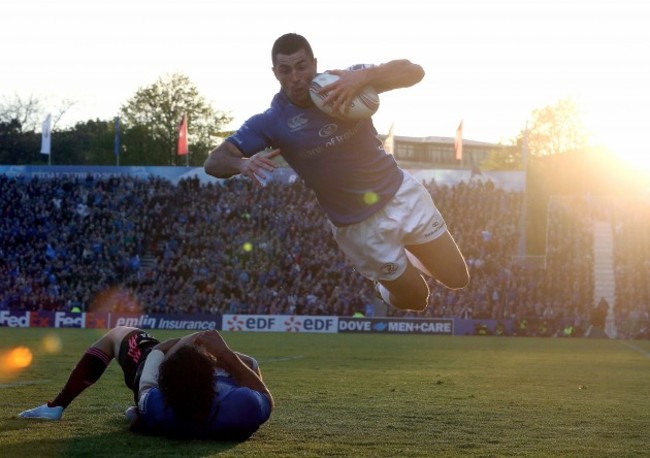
[223,315,338,333]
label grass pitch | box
[1,328,649,457]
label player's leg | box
[377,231,469,310]
[332,197,430,311]
[19,326,138,420]
[375,262,430,311]
[406,230,469,289]
[337,172,468,312]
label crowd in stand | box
[1,173,648,337]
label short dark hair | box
[158,345,217,422]
[272,33,314,66]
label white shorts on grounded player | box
[331,171,447,282]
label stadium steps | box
[592,222,616,338]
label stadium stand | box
[1,173,648,338]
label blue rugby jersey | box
[226,65,404,227]
[138,375,272,440]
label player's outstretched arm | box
[204,141,247,179]
[205,142,281,186]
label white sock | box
[376,283,394,307]
[405,250,433,278]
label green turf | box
[1,328,649,457]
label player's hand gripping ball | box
[310,73,380,120]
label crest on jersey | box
[319,123,338,138]
[287,114,309,131]
[380,263,399,276]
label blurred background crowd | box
[1,174,648,338]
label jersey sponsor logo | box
[380,262,399,276]
[423,220,444,238]
[127,333,142,363]
[318,123,338,137]
[287,114,309,131]
[301,122,362,158]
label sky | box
[2,0,649,167]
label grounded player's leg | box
[43,328,138,409]
[19,327,137,419]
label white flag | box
[40,114,52,155]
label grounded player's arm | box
[219,350,274,409]
[137,338,181,396]
[234,352,262,376]
[196,331,274,409]
[154,338,181,353]
[204,142,281,183]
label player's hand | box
[241,148,281,186]
[126,406,142,431]
[196,330,231,357]
[319,69,367,116]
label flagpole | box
[518,123,529,257]
[114,116,121,166]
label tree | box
[54,119,118,165]
[0,119,37,164]
[523,97,588,158]
[0,94,75,132]
[482,97,590,171]
[480,145,521,171]
[120,73,232,165]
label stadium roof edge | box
[392,135,504,147]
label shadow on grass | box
[1,417,241,457]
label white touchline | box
[0,380,51,389]
[258,355,305,363]
[618,340,650,360]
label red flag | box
[454,120,463,161]
[177,115,189,156]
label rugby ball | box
[309,73,380,120]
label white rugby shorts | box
[331,172,447,281]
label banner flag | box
[177,115,189,156]
[114,117,121,156]
[454,120,463,161]
[40,114,52,155]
